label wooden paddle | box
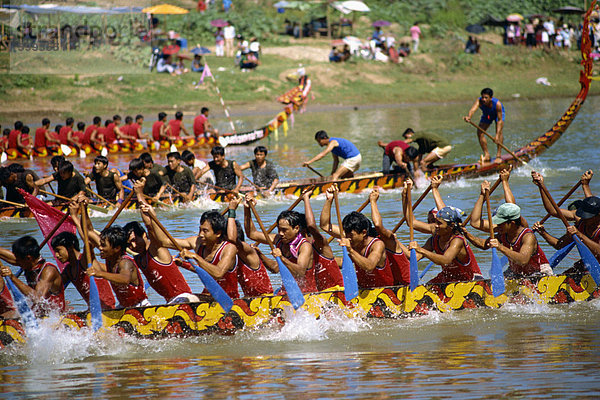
[463,177,502,227]
[538,181,582,225]
[406,183,419,291]
[485,188,505,297]
[203,182,243,198]
[327,196,370,243]
[0,198,26,208]
[265,185,315,234]
[103,190,135,230]
[38,189,108,214]
[538,181,600,285]
[85,188,117,208]
[247,201,305,309]
[39,212,71,248]
[305,164,324,178]
[333,189,359,301]
[466,120,527,165]
[392,183,433,233]
[243,175,262,191]
[80,204,103,331]
[144,210,233,312]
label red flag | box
[18,189,77,272]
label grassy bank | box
[0,35,598,123]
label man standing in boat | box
[197,146,244,193]
[463,87,505,164]
[303,130,361,180]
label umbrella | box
[331,39,345,46]
[506,13,524,22]
[553,6,585,15]
[210,19,228,28]
[142,4,189,14]
[191,46,211,55]
[466,24,486,34]
[332,1,370,14]
[527,13,547,20]
[372,20,391,27]
[162,44,180,55]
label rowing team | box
[0,167,598,319]
[0,144,280,209]
[0,109,220,158]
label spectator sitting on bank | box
[329,46,342,62]
[191,54,205,73]
[465,36,480,54]
[240,50,259,71]
[249,37,261,59]
[398,42,411,57]
[157,54,176,75]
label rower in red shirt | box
[152,112,168,142]
[34,118,60,151]
[0,236,66,316]
[8,120,23,149]
[0,270,16,318]
[166,111,189,140]
[69,122,86,147]
[103,119,116,144]
[84,117,102,148]
[17,126,33,156]
[59,117,74,145]
[193,107,219,138]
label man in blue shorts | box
[463,87,505,164]
[303,130,361,180]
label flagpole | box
[199,61,237,134]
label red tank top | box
[129,123,140,139]
[168,119,182,137]
[66,258,116,310]
[199,241,240,299]
[500,228,549,276]
[152,121,164,141]
[83,125,97,145]
[104,123,117,143]
[34,127,47,148]
[275,236,318,293]
[236,257,273,297]
[430,234,482,283]
[355,238,395,288]
[135,251,193,302]
[108,255,148,308]
[313,246,343,290]
[8,130,19,149]
[28,261,66,312]
[58,126,71,145]
[19,133,30,147]
[386,248,411,286]
[0,282,15,315]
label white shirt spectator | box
[543,20,555,36]
[223,25,235,40]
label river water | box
[1,95,599,398]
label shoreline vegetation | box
[1,35,598,123]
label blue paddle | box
[419,261,434,279]
[248,202,305,309]
[485,189,505,297]
[548,241,576,269]
[147,210,234,312]
[80,204,103,331]
[406,184,419,291]
[333,191,359,301]
[539,182,600,286]
[3,275,38,330]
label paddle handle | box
[266,185,315,234]
[333,190,345,239]
[305,164,324,177]
[484,189,494,239]
[539,181,581,224]
[248,202,277,250]
[204,182,242,197]
[86,187,116,208]
[166,182,186,197]
[467,120,527,165]
[0,198,27,208]
[243,175,261,190]
[407,184,414,241]
[538,182,571,228]
[39,211,70,248]
[80,204,93,266]
[392,184,432,233]
[103,190,135,230]
[38,188,71,202]
[463,177,502,226]
[327,196,370,243]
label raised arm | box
[470,180,491,232]
[69,196,101,248]
[370,188,394,247]
[500,168,515,204]
[430,175,446,210]
[581,169,593,198]
[243,194,276,244]
[319,185,342,238]
[403,179,433,234]
[531,171,576,220]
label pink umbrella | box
[210,19,228,28]
[506,13,524,22]
[372,20,391,27]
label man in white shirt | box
[224,22,236,57]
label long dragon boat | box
[1,273,598,348]
[2,78,311,160]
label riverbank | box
[0,37,598,122]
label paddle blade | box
[419,261,434,280]
[276,257,305,309]
[0,151,7,164]
[100,147,108,157]
[4,277,38,330]
[60,144,72,156]
[341,247,358,301]
[490,248,505,297]
[79,149,86,159]
[573,236,600,285]
[190,260,233,312]
[88,276,103,332]
[169,143,178,153]
[549,241,576,269]
[409,249,419,291]
[500,255,509,268]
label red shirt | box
[129,123,141,139]
[499,228,549,276]
[275,236,318,293]
[96,127,107,144]
[107,255,148,308]
[168,119,182,137]
[28,261,66,312]
[0,281,15,316]
[313,247,344,291]
[0,136,7,151]
[134,252,193,302]
[355,238,395,288]
[428,234,482,284]
[384,140,410,157]
[386,248,410,286]
[83,125,98,145]
[152,121,164,141]
[8,129,20,149]
[105,123,117,143]
[66,257,116,310]
[198,241,240,299]
[20,133,30,148]
[72,131,85,144]
[193,114,208,137]
[58,126,72,145]
[34,127,48,148]
[237,257,273,297]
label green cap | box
[492,203,521,225]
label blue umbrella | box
[191,46,211,55]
